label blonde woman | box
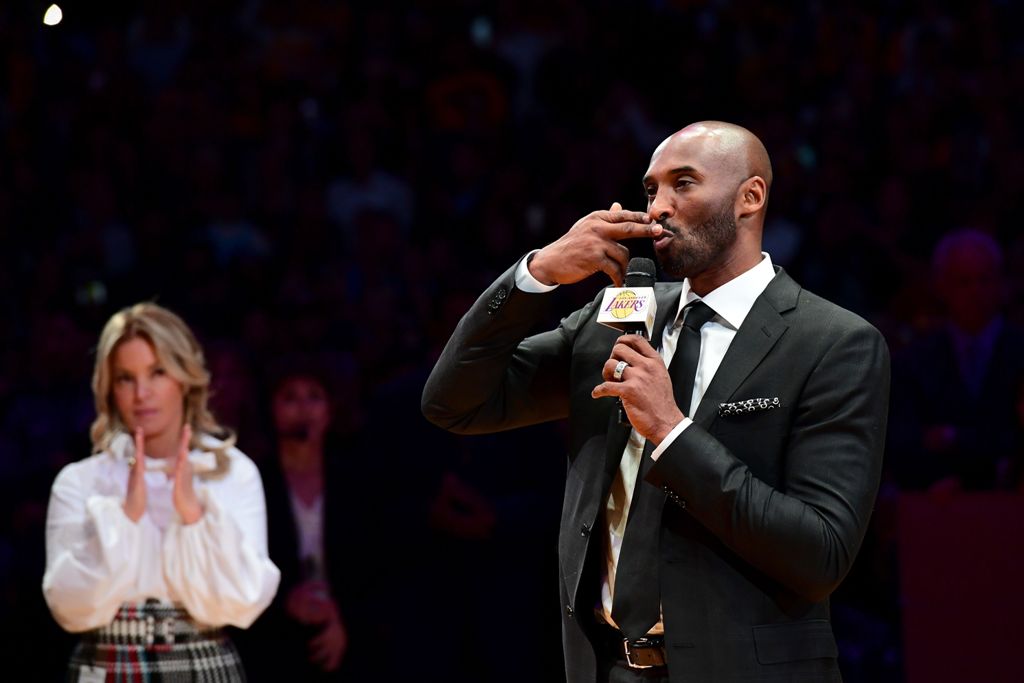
[42,302,280,681]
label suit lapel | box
[692,269,798,426]
[603,411,632,483]
[650,282,682,352]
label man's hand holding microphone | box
[526,203,683,446]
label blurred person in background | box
[889,229,1024,492]
[237,358,378,681]
[42,303,280,681]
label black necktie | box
[670,300,717,417]
[611,300,716,640]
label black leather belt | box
[597,623,668,669]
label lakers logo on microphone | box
[605,290,647,319]
[597,282,657,337]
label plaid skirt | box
[67,601,246,682]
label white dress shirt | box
[516,251,776,633]
[42,431,281,632]
[288,491,327,581]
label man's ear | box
[737,176,767,218]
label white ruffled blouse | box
[42,432,281,633]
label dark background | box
[2,1,1023,681]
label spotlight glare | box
[43,4,63,26]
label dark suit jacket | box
[422,258,890,682]
[236,439,380,681]
[888,320,1024,490]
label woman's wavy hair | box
[89,302,233,479]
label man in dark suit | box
[422,121,890,682]
[889,228,1024,492]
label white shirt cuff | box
[515,250,559,293]
[650,417,692,461]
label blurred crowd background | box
[2,0,1023,681]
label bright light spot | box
[43,4,63,26]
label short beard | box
[657,205,737,281]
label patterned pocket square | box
[718,397,781,417]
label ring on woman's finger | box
[612,360,629,381]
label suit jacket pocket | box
[714,405,790,433]
[711,407,792,480]
[752,619,837,664]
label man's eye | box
[676,179,693,188]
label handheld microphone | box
[596,257,657,425]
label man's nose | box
[647,189,674,222]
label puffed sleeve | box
[162,451,280,627]
[42,460,152,632]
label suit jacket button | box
[565,605,574,618]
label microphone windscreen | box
[624,257,656,288]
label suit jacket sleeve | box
[647,314,890,603]
[422,257,595,434]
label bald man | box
[423,122,890,682]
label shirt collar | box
[677,252,776,330]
